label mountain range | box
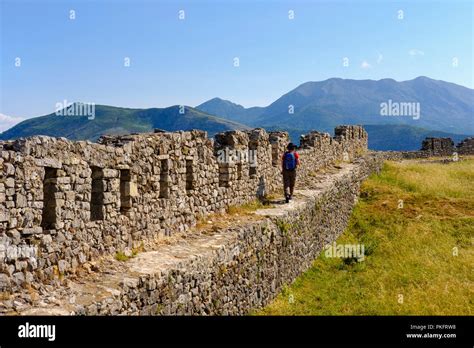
[0,105,249,142]
[196,76,474,135]
[1,77,472,150]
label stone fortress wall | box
[0,126,368,291]
[23,154,387,315]
[381,136,474,160]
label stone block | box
[21,226,43,235]
[102,169,119,178]
[36,158,62,169]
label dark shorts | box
[283,169,296,190]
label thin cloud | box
[361,61,371,69]
[0,113,25,132]
[377,53,383,64]
[408,49,425,56]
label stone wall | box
[421,137,455,156]
[383,136,474,160]
[0,125,367,292]
[457,137,474,155]
[20,152,385,315]
[112,154,384,315]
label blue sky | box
[1,0,472,125]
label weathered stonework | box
[18,153,384,315]
[457,137,474,155]
[421,137,455,156]
[2,126,473,315]
[382,136,474,160]
[0,126,367,292]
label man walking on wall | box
[282,143,300,203]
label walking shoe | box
[285,195,290,203]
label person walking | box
[282,143,300,203]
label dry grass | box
[227,199,267,215]
[194,199,268,234]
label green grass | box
[115,251,131,262]
[257,158,474,315]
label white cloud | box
[408,49,425,56]
[0,113,25,132]
[361,60,371,69]
[377,53,383,64]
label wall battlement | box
[382,136,474,160]
[18,154,386,316]
[420,136,474,156]
[456,137,474,155]
[421,137,455,156]
[0,125,367,291]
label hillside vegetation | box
[0,104,249,142]
[258,158,474,315]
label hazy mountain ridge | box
[363,124,471,151]
[0,104,250,142]
[196,98,264,124]
[1,77,472,151]
[196,77,474,135]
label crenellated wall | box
[457,137,474,155]
[18,153,385,316]
[421,137,455,156]
[0,125,368,292]
[382,136,474,160]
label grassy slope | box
[258,158,474,315]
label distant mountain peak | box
[414,75,431,80]
[200,97,245,109]
[196,76,474,135]
[195,97,263,123]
